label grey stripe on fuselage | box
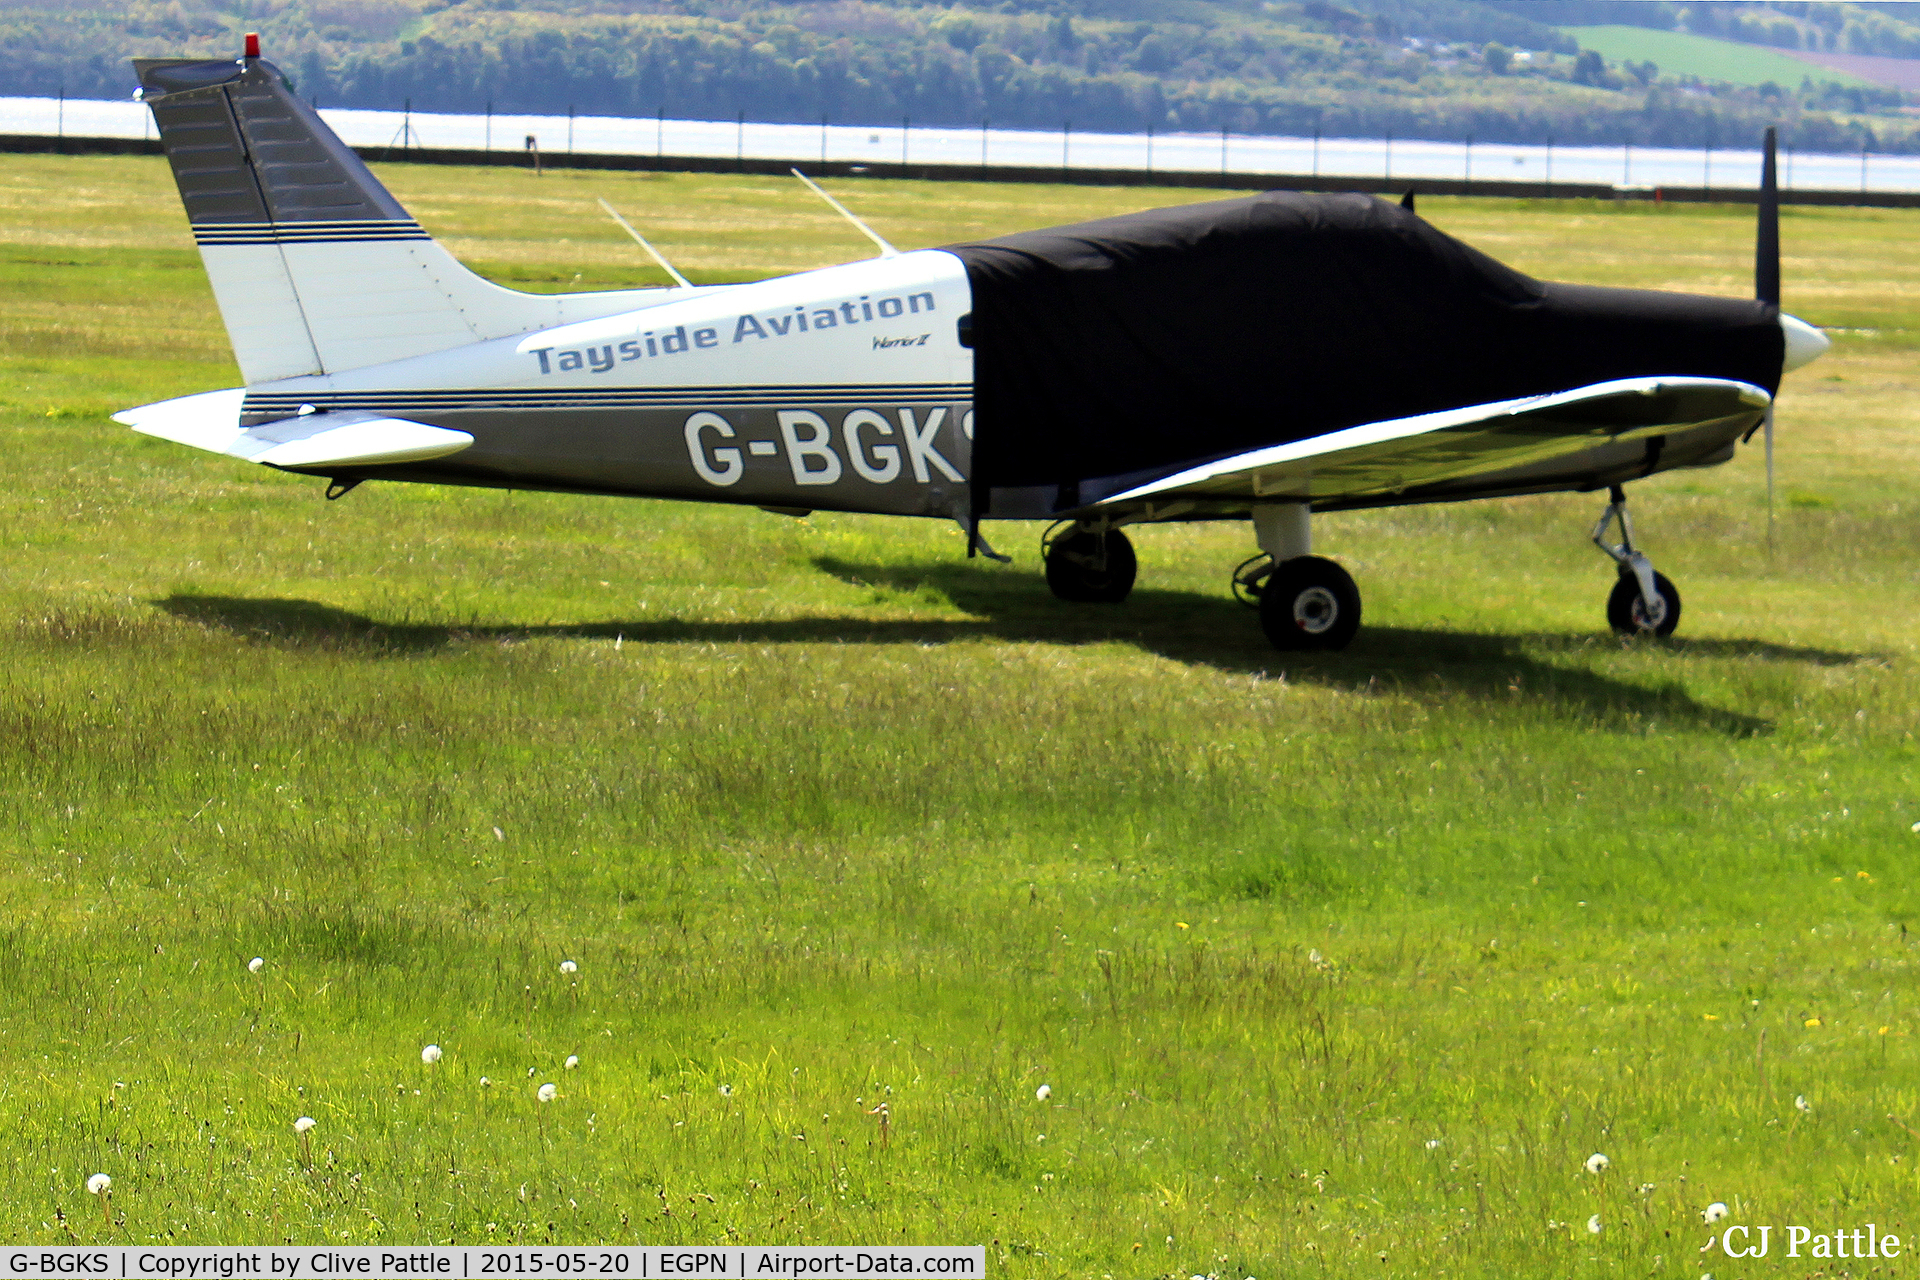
[263,390,977,518]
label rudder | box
[137,48,675,384]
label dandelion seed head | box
[421,1044,443,1064]
[1703,1202,1729,1224]
[247,957,264,974]
[293,1116,315,1133]
[1795,1094,1811,1112]
[480,1077,492,1088]
[1035,1084,1052,1101]
[1424,1139,1441,1150]
[538,1083,557,1102]
[86,1174,111,1196]
[1584,1152,1610,1174]
[560,960,578,974]
[1586,1214,1602,1235]
[565,1055,579,1070]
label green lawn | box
[1,154,1918,1272]
[1564,24,1874,89]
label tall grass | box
[0,156,1915,1273]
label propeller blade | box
[1756,126,1780,308]
[1763,408,1776,554]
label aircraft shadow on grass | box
[156,562,1869,738]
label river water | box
[10,93,1919,193]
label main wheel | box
[1606,570,1681,638]
[1043,528,1137,603]
[1258,555,1361,651]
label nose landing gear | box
[1593,484,1681,638]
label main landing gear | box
[1592,484,1682,638]
[1235,504,1362,651]
[1042,520,1137,603]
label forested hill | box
[6,0,1920,151]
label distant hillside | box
[1564,24,1878,88]
[4,0,1918,152]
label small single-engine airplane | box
[119,38,1830,650]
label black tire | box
[1043,529,1137,603]
[1258,555,1361,651]
[1606,570,1681,638]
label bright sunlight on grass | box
[0,154,1917,1274]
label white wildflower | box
[1795,1095,1811,1113]
[421,1044,443,1064]
[247,957,264,974]
[479,1077,492,1088]
[1584,1152,1610,1174]
[538,1083,557,1102]
[293,1116,315,1133]
[1425,1139,1442,1150]
[1035,1084,1052,1101]
[565,1055,579,1070]
[560,960,578,974]
[86,1174,111,1196]
[718,1084,733,1097]
[1703,1202,1729,1224]
[1586,1214,1602,1235]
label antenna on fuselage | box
[597,198,693,289]
[790,168,899,258]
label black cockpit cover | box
[946,191,1782,499]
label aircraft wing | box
[1102,376,1770,508]
[115,389,473,469]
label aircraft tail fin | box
[136,45,676,384]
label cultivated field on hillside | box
[1565,23,1873,89]
[2,155,1919,1273]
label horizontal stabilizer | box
[116,391,472,470]
[1103,377,1771,508]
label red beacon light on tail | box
[243,32,260,59]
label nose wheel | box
[1042,521,1137,603]
[1593,484,1681,638]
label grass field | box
[1564,25,1874,90]
[3,154,1920,1273]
